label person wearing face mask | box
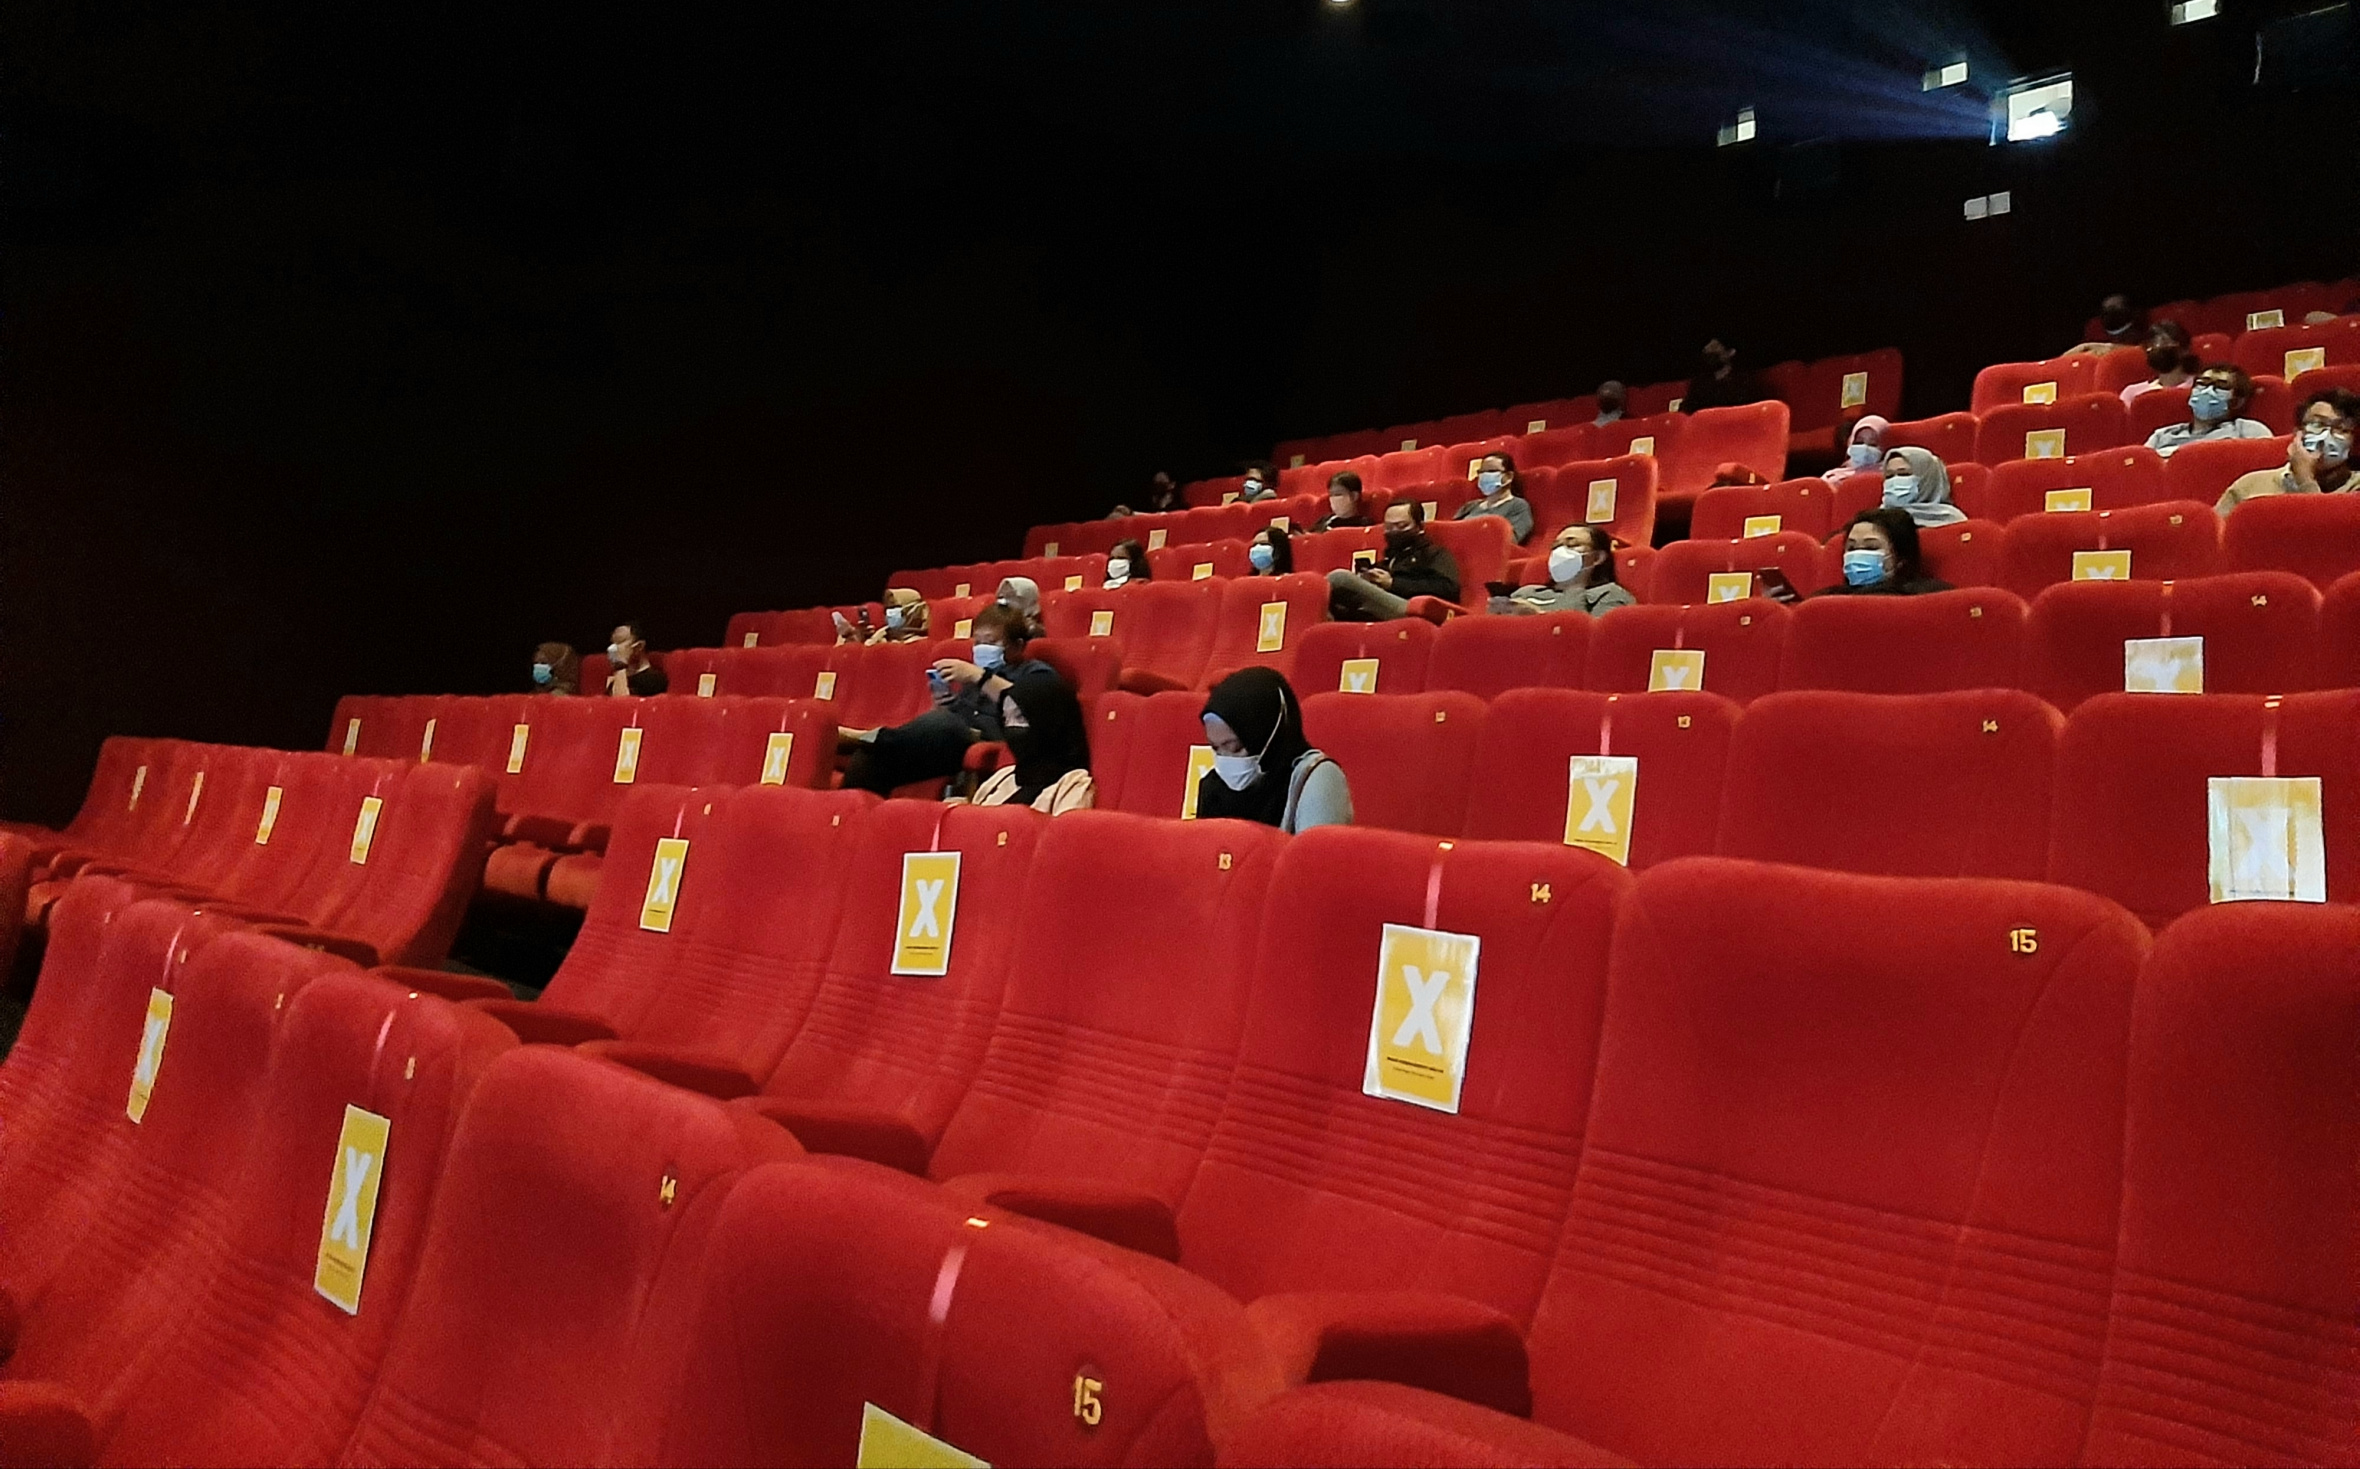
[2071,293,2147,355]
[865,588,931,643]
[1490,525,1633,617]
[1682,339,1765,413]
[1103,539,1151,589]
[1313,471,1375,530]
[1822,415,1890,484]
[993,576,1044,624]
[2119,322,2198,404]
[1195,668,1352,834]
[1452,453,1535,543]
[965,674,1095,815]
[1876,447,1966,527]
[1326,501,1462,620]
[2216,388,2360,515]
[602,621,668,696]
[1815,508,1953,598]
[529,641,581,696]
[1593,381,1629,427]
[841,603,1054,795]
[1247,526,1293,576]
[2145,365,2275,459]
[1237,462,1279,503]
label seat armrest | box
[577,1041,759,1100]
[738,1095,932,1174]
[1245,1290,1530,1417]
[502,813,577,849]
[1405,596,1469,625]
[962,741,1011,774]
[463,998,618,1047]
[1227,1381,1626,1469]
[0,1381,95,1469]
[940,1172,1180,1261]
[566,822,613,855]
[369,964,515,1003]
[252,925,381,969]
[1117,669,1188,695]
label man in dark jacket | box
[1682,338,1766,413]
[1326,500,1462,620]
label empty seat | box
[1523,454,1658,550]
[1996,500,2224,600]
[1425,612,1591,700]
[1100,579,1224,692]
[1200,572,1329,686]
[1300,692,1483,834]
[1719,689,2061,879]
[2022,572,2321,711]
[1292,619,1437,696]
[1369,446,1452,492]
[2232,316,2360,380]
[1777,587,2027,694]
[1881,410,1979,467]
[2222,490,2360,590]
[1147,537,1252,581]
[2081,901,2360,1468]
[1586,599,1790,704]
[2049,690,2360,926]
[1423,516,1514,598]
[1660,400,1790,497]
[1460,689,1736,868]
[1689,477,1839,542]
[262,759,498,968]
[1100,689,1214,819]
[1975,393,2133,466]
[1785,347,1904,452]
[2161,434,2291,507]
[1645,532,1828,605]
[2327,569,2360,688]
[706,695,836,788]
[1972,353,2099,414]
[1516,424,1597,470]
[1980,447,2171,522]
[1589,412,1684,475]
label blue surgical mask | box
[1847,441,1880,469]
[1842,549,1888,587]
[1476,470,1505,494]
[531,662,553,685]
[1882,474,1917,506]
[884,606,904,630]
[1249,543,1275,571]
[2301,427,2353,466]
[972,642,1006,671]
[2189,385,2230,423]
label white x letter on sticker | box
[649,856,681,907]
[135,1016,166,1086]
[910,879,945,939]
[1576,778,1620,834]
[331,1149,373,1248]
[1391,966,1448,1055]
[1661,666,1690,688]
[2233,806,2289,890]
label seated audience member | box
[1490,525,1634,617]
[1104,538,1150,588]
[2216,388,2359,514]
[2068,292,2146,355]
[1237,461,1279,502]
[1682,338,1765,412]
[1197,667,1352,834]
[841,603,1054,795]
[1593,380,1628,426]
[1879,447,1967,527]
[603,621,668,695]
[1110,471,1185,518]
[1326,500,1462,620]
[872,588,930,642]
[2119,322,2197,404]
[1818,507,1954,597]
[967,674,1094,814]
[1314,471,1375,529]
[1823,415,1890,482]
[530,641,581,695]
[1248,525,1293,576]
[2144,364,2275,458]
[994,575,1044,623]
[1453,452,1535,543]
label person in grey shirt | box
[2145,364,2276,458]
[1454,451,1535,544]
[1489,525,1635,617]
[1196,668,1352,834]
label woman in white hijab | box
[1822,415,1891,484]
[1877,446,1966,527]
[994,576,1044,625]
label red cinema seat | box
[1148,537,1252,582]
[1293,619,1437,696]
[1280,454,1378,496]
[1200,572,1328,686]
[78,743,270,895]
[338,1046,803,1467]
[2049,690,2360,926]
[2023,572,2322,711]
[1185,474,1247,508]
[1104,579,1223,692]
[1587,599,1791,704]
[1369,446,1451,493]
[926,594,997,641]
[1100,689,1211,819]
[205,752,379,924]
[1505,397,1597,436]
[1300,692,1483,835]
[1623,380,1684,417]
[1021,521,1072,559]
[1236,858,2149,1468]
[1661,399,1790,499]
[264,760,499,968]
[2081,902,2360,1468]
[706,696,836,789]
[7,736,157,861]
[2127,384,2203,444]
[1880,410,1979,467]
[2290,361,2360,400]
[1291,527,1386,577]
[661,646,729,698]
[1971,353,2099,414]
[2327,569,2360,688]
[1176,827,1629,1412]
[1426,612,1591,700]
[1689,476,1839,542]
[1719,690,2061,879]
[1028,634,1123,694]
[2223,490,2360,590]
[2214,282,2339,333]
[823,639,938,730]
[1997,501,2224,600]
[1522,454,1657,550]
[1975,393,2133,466]
[2233,317,2360,381]
[1911,517,2007,589]
[1516,424,1597,470]
[1423,516,1514,598]
[1645,531,1829,605]
[719,644,827,698]
[744,802,1043,1173]
[2090,345,2155,395]
[924,811,1284,1255]
[1588,411,1683,474]
[626,695,727,783]
[1981,447,2171,522]
[325,695,372,754]
[1460,689,1736,868]
[1787,347,1904,453]
[2162,434,2292,508]
[720,609,770,646]
[1777,587,2028,694]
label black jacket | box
[1384,534,1461,602]
[1812,576,1954,598]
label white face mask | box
[1547,546,1589,585]
[607,642,626,663]
[1105,558,1131,580]
[1211,752,1261,790]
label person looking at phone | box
[1812,508,1954,597]
[841,603,1055,794]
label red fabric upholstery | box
[2047,690,2360,926]
[1972,353,2099,414]
[1717,689,2062,879]
[1996,501,2224,600]
[2161,435,2291,508]
[1980,447,2171,522]
[1422,517,1515,598]
[1589,412,1684,475]
[1224,1380,1624,1468]
[2082,902,2360,1467]
[1300,692,1484,835]
[1777,587,2028,694]
[1028,635,1124,694]
[1517,424,1598,470]
[1460,689,1735,868]
[2232,316,2360,378]
[1198,572,1327,687]
[1290,619,1436,698]
[1522,455,1658,550]
[1975,393,2134,466]
[1099,579,1224,691]
[1689,477,1839,542]
[2326,569,2360,689]
[1585,599,1791,704]
[704,696,835,788]
[1661,400,1790,494]
[1243,1291,1532,1418]
[1645,532,1829,605]
[2021,572,2321,711]
[1096,689,1211,819]
[1880,410,1978,467]
[1426,612,1591,700]
[2221,490,2360,591]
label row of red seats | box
[0,879,1255,1466]
[87,780,2330,1468]
[1980,325,2360,413]
[3,740,492,969]
[2084,276,2360,342]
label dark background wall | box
[5,0,2353,822]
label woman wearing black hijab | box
[1195,668,1353,833]
[967,673,1095,814]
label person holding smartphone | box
[841,603,1056,795]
